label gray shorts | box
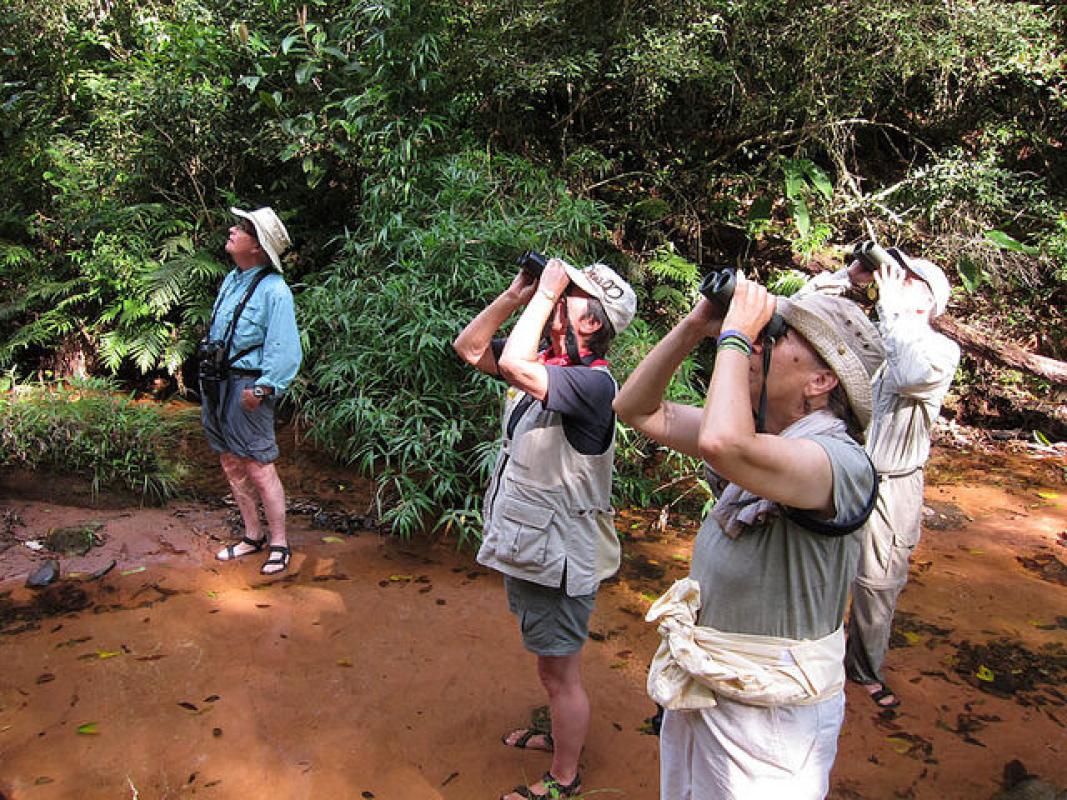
[504,575,597,657]
[201,373,279,463]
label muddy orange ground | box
[1,441,1064,799]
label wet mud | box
[0,437,1065,799]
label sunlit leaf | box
[975,665,995,682]
[985,230,1039,255]
[886,735,912,754]
[77,722,99,735]
[321,536,345,543]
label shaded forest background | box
[1,0,1064,535]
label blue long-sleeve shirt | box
[208,265,302,393]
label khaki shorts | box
[504,575,596,657]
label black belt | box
[230,368,262,377]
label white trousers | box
[659,691,845,800]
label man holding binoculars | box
[453,252,636,800]
[821,244,960,709]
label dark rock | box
[26,561,60,588]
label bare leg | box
[217,452,264,557]
[244,459,287,547]
[502,652,587,798]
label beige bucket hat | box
[776,293,886,429]
[231,207,291,272]
[562,262,638,336]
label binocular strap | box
[755,336,775,434]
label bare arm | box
[697,276,835,513]
[453,271,536,376]
[497,260,570,401]
[613,299,721,458]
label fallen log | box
[933,315,1067,387]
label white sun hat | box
[231,207,291,272]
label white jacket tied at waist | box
[646,578,846,710]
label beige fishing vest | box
[477,375,620,596]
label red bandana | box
[538,349,609,368]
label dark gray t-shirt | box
[690,431,875,640]
[490,339,615,455]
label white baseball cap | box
[896,252,951,318]
[231,206,291,272]
[562,262,637,336]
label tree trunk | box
[933,316,1067,387]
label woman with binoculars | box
[614,273,884,799]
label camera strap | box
[564,324,583,366]
[754,332,779,434]
[219,268,272,367]
[781,455,880,536]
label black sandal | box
[216,536,265,562]
[501,728,554,752]
[867,683,901,709]
[260,544,291,575]
[504,771,581,799]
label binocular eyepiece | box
[698,267,788,341]
[517,250,548,280]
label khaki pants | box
[845,470,924,685]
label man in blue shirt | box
[203,207,302,575]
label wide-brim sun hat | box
[563,262,637,336]
[231,206,291,272]
[776,293,886,430]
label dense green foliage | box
[0,378,191,500]
[1,0,1064,531]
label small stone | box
[26,561,60,588]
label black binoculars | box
[698,267,787,341]
[196,338,229,382]
[517,250,548,280]
[849,241,906,272]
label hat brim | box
[776,296,875,430]
[231,207,283,272]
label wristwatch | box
[252,385,273,398]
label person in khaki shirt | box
[842,251,960,708]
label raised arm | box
[497,260,571,401]
[453,270,537,376]
[697,277,836,513]
[613,298,721,458]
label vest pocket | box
[495,497,557,568]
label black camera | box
[196,338,229,382]
[516,250,548,280]
[698,267,787,340]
